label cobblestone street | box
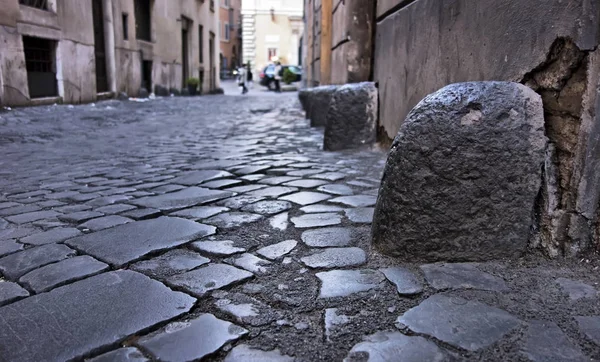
[0,90,599,362]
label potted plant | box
[283,68,296,85]
[186,77,200,96]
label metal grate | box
[19,0,48,10]
[134,0,152,41]
[23,36,55,73]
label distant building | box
[241,0,303,77]
[219,0,242,78]
[0,0,221,107]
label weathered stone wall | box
[373,0,600,257]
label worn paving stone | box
[169,170,234,185]
[235,165,271,175]
[329,195,377,208]
[317,269,385,298]
[231,253,271,273]
[217,195,266,209]
[269,212,289,231]
[225,184,268,193]
[19,255,109,293]
[86,195,132,207]
[345,331,449,362]
[301,227,352,247]
[283,179,329,188]
[381,267,424,295]
[241,200,292,215]
[291,213,343,228]
[202,179,243,189]
[0,281,29,306]
[259,176,301,185]
[130,249,210,279]
[257,240,297,260]
[0,204,41,217]
[287,169,324,177]
[575,316,600,346]
[149,184,186,194]
[170,206,229,220]
[88,347,149,362]
[205,212,264,229]
[0,240,24,257]
[311,172,346,181]
[0,244,76,280]
[0,202,20,210]
[280,191,331,205]
[6,210,61,224]
[556,277,598,301]
[247,186,298,198]
[191,240,247,256]
[59,211,104,223]
[318,184,354,196]
[325,308,351,342]
[132,187,234,211]
[121,207,162,220]
[0,226,39,240]
[93,204,137,215]
[167,263,253,297]
[0,270,195,362]
[345,207,374,223]
[54,204,93,213]
[79,215,133,231]
[302,247,366,269]
[137,313,247,362]
[346,180,376,188]
[520,320,586,362]
[66,217,215,267]
[300,204,345,213]
[398,294,521,351]
[215,293,281,327]
[225,344,294,362]
[420,263,508,292]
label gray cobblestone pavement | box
[0,91,599,361]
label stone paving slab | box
[345,331,450,362]
[381,267,424,296]
[520,320,586,362]
[420,263,508,292]
[225,344,294,362]
[317,269,385,298]
[0,281,29,306]
[132,187,234,211]
[20,227,81,245]
[0,270,195,362]
[575,316,600,346]
[88,347,150,362]
[0,243,76,280]
[130,249,210,279]
[302,247,367,269]
[66,217,215,267]
[0,240,24,257]
[167,263,253,297]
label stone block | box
[154,85,169,97]
[324,82,378,151]
[299,85,339,127]
[372,82,547,261]
[138,88,149,98]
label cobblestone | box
[0,91,598,361]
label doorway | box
[181,16,191,88]
[209,31,215,91]
[22,36,58,98]
[142,60,152,92]
[92,0,108,93]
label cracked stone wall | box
[373,0,600,256]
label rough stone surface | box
[317,269,385,298]
[301,85,339,127]
[132,187,233,211]
[300,204,345,213]
[167,263,253,297]
[79,215,132,231]
[256,240,298,260]
[231,253,271,273]
[373,82,547,261]
[20,227,81,245]
[66,217,215,267]
[324,82,378,151]
[399,294,521,351]
[205,212,264,229]
[130,249,210,279]
[556,277,598,301]
[0,244,76,280]
[381,267,423,295]
[330,195,377,208]
[291,213,343,228]
[0,240,24,257]
[241,200,292,215]
[280,191,331,205]
[575,316,600,346]
[0,271,195,362]
[318,184,354,196]
[301,247,367,269]
[191,240,247,256]
[345,331,449,362]
[345,207,375,223]
[520,320,586,362]
[421,263,508,291]
[19,255,109,293]
[88,347,149,362]
[225,344,294,362]
[169,206,229,220]
[170,170,234,185]
[0,281,29,306]
[301,227,352,247]
[137,313,247,362]
[325,308,351,341]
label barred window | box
[19,0,48,10]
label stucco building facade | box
[0,0,221,107]
[219,0,241,77]
[241,0,303,77]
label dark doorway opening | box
[134,0,151,41]
[209,31,215,91]
[181,17,191,88]
[142,60,152,92]
[92,0,108,93]
[22,36,58,98]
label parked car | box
[259,65,302,89]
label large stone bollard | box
[372,82,547,261]
[324,82,378,151]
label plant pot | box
[187,85,198,96]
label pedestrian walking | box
[246,63,254,90]
[238,64,248,94]
[274,61,283,93]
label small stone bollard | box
[297,85,339,127]
[324,82,378,151]
[372,81,547,261]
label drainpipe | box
[102,0,117,93]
